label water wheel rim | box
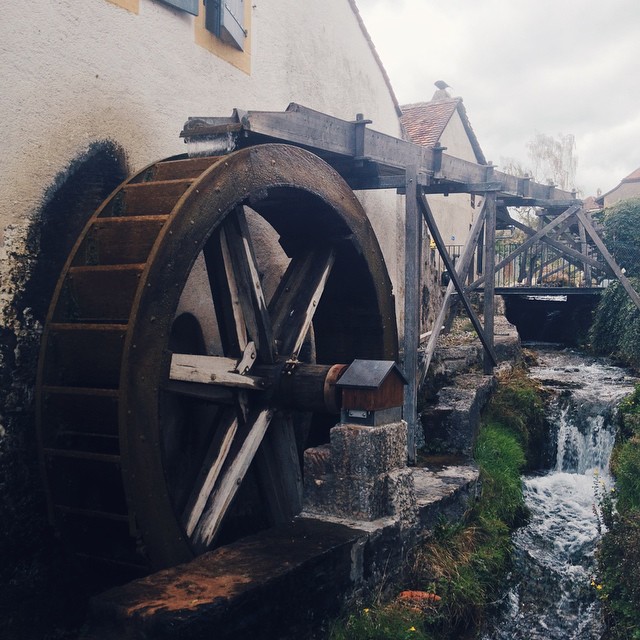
[37,144,397,571]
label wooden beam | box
[182,104,578,203]
[483,192,497,374]
[223,207,276,363]
[255,412,303,524]
[576,209,640,312]
[418,193,497,366]
[170,354,265,390]
[268,245,335,358]
[403,166,422,463]
[192,407,275,550]
[578,217,592,286]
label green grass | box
[330,606,431,640]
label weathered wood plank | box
[403,167,421,463]
[203,226,248,358]
[72,216,168,267]
[192,407,274,549]
[44,324,127,389]
[182,410,239,538]
[255,413,303,524]
[121,179,193,216]
[57,264,143,322]
[223,207,275,363]
[169,354,265,390]
[578,218,593,286]
[153,157,221,181]
[268,246,335,358]
[483,192,497,374]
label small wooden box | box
[336,359,407,426]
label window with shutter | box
[205,0,246,51]
[159,0,199,15]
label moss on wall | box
[0,141,127,639]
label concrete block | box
[329,421,407,476]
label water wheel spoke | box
[181,409,238,537]
[191,406,275,550]
[203,227,247,357]
[269,245,335,358]
[255,411,303,523]
[221,207,275,363]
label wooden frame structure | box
[182,103,640,461]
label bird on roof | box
[432,80,452,101]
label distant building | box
[596,168,640,208]
[401,85,487,277]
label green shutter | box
[160,0,199,15]
[205,0,246,51]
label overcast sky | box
[356,0,640,197]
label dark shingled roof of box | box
[336,359,408,389]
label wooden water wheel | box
[36,144,397,572]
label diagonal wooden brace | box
[577,209,640,312]
[418,193,497,367]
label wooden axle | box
[170,354,347,414]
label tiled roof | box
[595,167,640,204]
[621,168,640,183]
[400,98,487,165]
[400,99,458,147]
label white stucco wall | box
[1,0,405,320]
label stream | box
[482,346,637,640]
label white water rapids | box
[483,347,637,639]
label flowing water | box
[483,347,637,640]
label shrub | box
[611,438,640,514]
[589,197,640,368]
[590,279,640,368]
[597,511,640,640]
[599,197,640,277]
[597,384,640,639]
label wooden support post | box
[483,191,497,374]
[418,193,497,367]
[403,166,421,463]
[578,218,592,287]
[577,209,640,312]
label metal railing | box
[435,241,608,289]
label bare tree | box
[526,132,578,193]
